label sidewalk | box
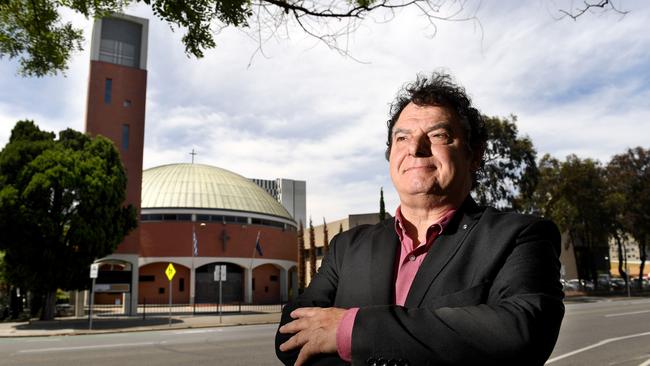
[0,311,281,337]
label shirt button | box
[408,254,416,261]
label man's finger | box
[294,339,316,366]
[290,307,319,319]
[279,317,311,334]
[279,330,308,352]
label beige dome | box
[141,163,292,219]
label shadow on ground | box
[15,317,182,331]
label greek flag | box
[255,231,263,256]
[192,230,198,256]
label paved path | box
[0,312,281,337]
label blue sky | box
[1,0,648,221]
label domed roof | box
[141,163,292,219]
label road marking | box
[173,329,217,335]
[605,309,650,317]
[546,331,650,364]
[17,341,156,354]
[639,359,650,366]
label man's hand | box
[278,307,347,366]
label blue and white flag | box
[255,231,263,256]
[192,229,198,256]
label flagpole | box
[250,231,260,271]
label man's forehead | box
[396,103,455,125]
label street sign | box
[90,263,99,279]
[214,265,226,282]
[165,263,176,281]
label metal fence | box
[71,302,284,318]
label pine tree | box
[339,223,344,234]
[308,218,317,281]
[297,221,306,292]
[379,186,386,221]
[322,217,329,256]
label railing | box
[71,301,284,318]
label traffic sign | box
[214,265,226,282]
[165,263,176,281]
[90,263,99,279]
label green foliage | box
[0,0,84,76]
[527,154,613,282]
[606,147,650,285]
[474,115,538,211]
[0,121,137,299]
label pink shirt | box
[336,207,456,361]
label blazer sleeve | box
[351,218,565,366]
[275,231,348,366]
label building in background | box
[83,14,300,314]
[251,178,306,227]
[303,213,390,284]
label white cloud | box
[1,1,649,221]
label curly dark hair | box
[385,71,487,188]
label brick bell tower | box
[84,13,148,314]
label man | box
[276,72,564,366]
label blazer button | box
[366,357,378,366]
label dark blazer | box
[276,198,565,366]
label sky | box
[0,0,648,222]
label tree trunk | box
[638,238,647,291]
[615,233,627,285]
[40,290,56,320]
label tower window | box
[122,124,129,150]
[104,78,112,104]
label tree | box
[0,121,137,320]
[296,220,306,292]
[308,218,317,281]
[606,147,650,289]
[527,154,613,286]
[474,115,538,211]
[322,217,329,256]
[379,187,386,221]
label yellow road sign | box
[165,263,176,281]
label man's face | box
[389,102,476,205]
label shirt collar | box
[394,206,457,243]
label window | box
[179,278,185,292]
[121,124,129,150]
[158,287,165,294]
[104,78,112,104]
[269,275,278,282]
[139,275,155,282]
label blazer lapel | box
[370,219,399,305]
[404,198,483,307]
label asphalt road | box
[0,323,281,366]
[547,298,650,366]
[1,298,649,366]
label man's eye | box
[395,136,407,142]
[430,133,450,143]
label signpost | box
[165,263,176,326]
[213,265,226,323]
[89,263,99,330]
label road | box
[1,298,649,366]
[547,298,650,366]
[0,324,281,366]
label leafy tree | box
[0,121,137,320]
[322,217,329,256]
[1,0,624,76]
[606,147,650,289]
[527,154,613,286]
[379,187,386,221]
[474,115,538,211]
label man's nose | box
[408,134,432,157]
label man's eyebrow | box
[392,122,452,137]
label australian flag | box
[255,231,263,256]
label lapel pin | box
[462,224,468,230]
